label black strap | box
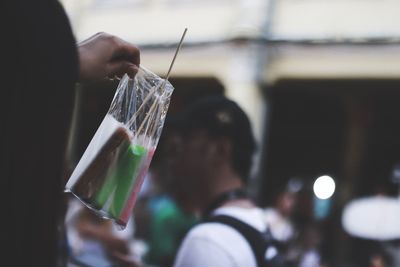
[206,215,270,267]
[203,188,248,217]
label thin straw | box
[127,83,160,128]
[137,96,159,137]
[144,28,188,144]
[127,28,188,129]
[164,28,187,83]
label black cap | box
[177,95,256,181]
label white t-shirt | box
[173,206,266,267]
[263,208,294,242]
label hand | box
[78,32,140,82]
[77,221,130,254]
[77,221,101,238]
[111,251,143,267]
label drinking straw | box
[127,28,188,131]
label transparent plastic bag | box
[65,67,174,229]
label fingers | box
[107,61,139,79]
[112,40,141,67]
[111,251,142,267]
[78,32,141,82]
[109,36,140,78]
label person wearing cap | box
[170,96,269,267]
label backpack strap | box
[205,214,271,267]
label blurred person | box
[170,96,283,267]
[297,225,323,267]
[264,189,297,243]
[142,170,198,267]
[382,240,400,267]
[3,2,140,266]
[350,238,396,267]
[65,198,139,267]
[345,178,400,267]
[134,121,198,267]
[369,252,390,267]
[263,189,299,264]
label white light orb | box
[313,175,335,199]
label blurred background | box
[61,0,400,266]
